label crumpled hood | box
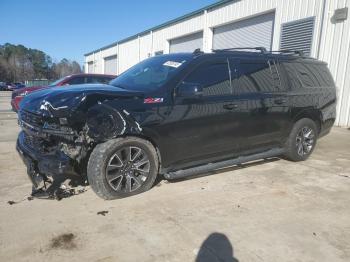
[20,84,142,117]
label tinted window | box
[282,62,303,89]
[67,77,85,85]
[235,60,278,94]
[283,62,334,88]
[184,61,231,96]
[86,76,112,84]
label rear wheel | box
[87,137,159,200]
[284,118,318,161]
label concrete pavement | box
[0,91,349,262]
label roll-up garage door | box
[169,32,203,53]
[213,12,275,51]
[104,55,118,75]
[87,62,93,73]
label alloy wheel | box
[295,126,315,156]
[105,146,150,193]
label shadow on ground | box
[196,232,239,262]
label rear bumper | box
[16,132,78,187]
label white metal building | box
[84,0,350,127]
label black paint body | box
[16,51,337,178]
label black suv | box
[16,48,337,199]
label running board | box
[164,148,285,180]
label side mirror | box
[177,82,203,98]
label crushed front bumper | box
[16,131,78,188]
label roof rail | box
[268,50,305,56]
[193,48,204,55]
[212,47,267,53]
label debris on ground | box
[7,184,87,205]
[50,233,77,250]
[97,211,109,216]
[33,185,87,201]
[7,195,34,205]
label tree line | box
[0,43,82,83]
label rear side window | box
[67,77,85,85]
[283,62,334,88]
[184,60,231,96]
[282,62,303,89]
[86,77,112,84]
[235,60,280,94]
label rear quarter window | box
[67,77,85,85]
[86,77,112,84]
[283,62,335,88]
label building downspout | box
[316,0,327,59]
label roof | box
[84,0,235,57]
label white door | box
[213,12,275,51]
[87,62,93,73]
[169,32,203,53]
[104,55,118,75]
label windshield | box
[110,55,190,91]
[49,76,69,87]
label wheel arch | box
[292,109,322,134]
[117,133,163,174]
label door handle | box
[274,98,287,105]
[223,104,238,110]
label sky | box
[0,0,217,65]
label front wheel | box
[284,118,318,162]
[87,137,159,200]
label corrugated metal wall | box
[318,0,350,126]
[85,0,350,126]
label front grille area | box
[22,132,57,154]
[19,110,44,128]
[24,133,43,150]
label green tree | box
[0,43,82,82]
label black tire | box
[87,137,159,200]
[284,118,318,162]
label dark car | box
[7,82,26,91]
[16,48,336,200]
[1,82,24,91]
[11,74,116,112]
[0,82,7,91]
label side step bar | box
[164,148,285,180]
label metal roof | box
[84,0,235,57]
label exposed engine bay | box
[16,87,145,190]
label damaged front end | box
[17,110,92,189]
[16,85,144,190]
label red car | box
[11,74,116,112]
